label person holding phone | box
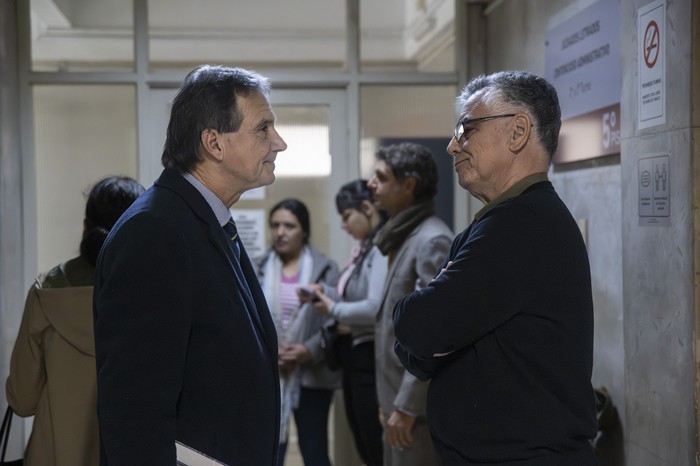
[301,179,388,466]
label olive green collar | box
[474,172,549,220]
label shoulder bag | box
[0,406,23,465]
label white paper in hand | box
[175,441,227,466]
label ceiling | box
[29,0,457,72]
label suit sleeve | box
[392,233,452,415]
[93,213,193,464]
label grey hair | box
[457,71,561,159]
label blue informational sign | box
[545,0,621,163]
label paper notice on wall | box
[230,208,266,259]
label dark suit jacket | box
[93,168,280,465]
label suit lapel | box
[376,231,413,319]
[155,169,271,342]
[207,224,267,335]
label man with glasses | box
[393,71,598,465]
[367,142,453,466]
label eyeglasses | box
[453,114,516,142]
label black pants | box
[337,337,384,466]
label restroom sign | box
[639,154,670,226]
[638,0,665,129]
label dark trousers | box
[338,338,384,466]
[288,386,334,466]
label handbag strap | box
[0,405,14,462]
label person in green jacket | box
[6,175,144,466]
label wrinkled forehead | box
[460,88,496,118]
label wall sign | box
[638,154,670,226]
[637,0,666,129]
[545,0,621,164]
[231,209,266,258]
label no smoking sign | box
[638,0,665,129]
[643,20,659,68]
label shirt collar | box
[181,172,231,227]
[474,172,549,220]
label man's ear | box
[402,176,417,196]
[360,199,374,216]
[200,129,225,162]
[509,113,532,152]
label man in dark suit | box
[93,65,288,465]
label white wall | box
[0,0,29,460]
[619,1,695,463]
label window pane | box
[360,85,457,229]
[233,105,332,258]
[148,0,346,72]
[34,85,137,270]
[360,0,455,72]
[30,0,134,72]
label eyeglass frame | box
[453,113,516,142]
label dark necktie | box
[222,217,261,329]
[223,217,240,259]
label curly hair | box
[375,142,438,203]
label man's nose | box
[274,132,288,152]
[446,137,461,157]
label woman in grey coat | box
[303,179,388,466]
[252,198,340,466]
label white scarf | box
[260,246,314,443]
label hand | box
[431,261,453,282]
[297,283,322,304]
[278,346,298,375]
[278,358,297,376]
[386,409,416,450]
[378,406,386,428]
[312,292,334,316]
[279,343,312,366]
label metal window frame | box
[17,0,471,287]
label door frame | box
[270,89,352,265]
